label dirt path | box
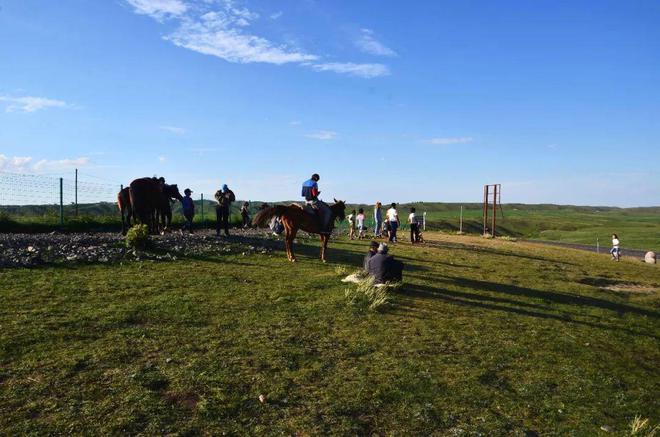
[525,239,651,258]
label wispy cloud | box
[0,95,69,113]
[308,62,390,78]
[289,120,302,126]
[270,11,283,20]
[425,136,474,145]
[158,155,167,162]
[305,130,337,140]
[0,155,90,173]
[159,125,186,134]
[125,0,187,21]
[125,0,391,78]
[355,28,396,57]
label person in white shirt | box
[610,234,621,261]
[386,203,400,242]
[347,210,356,240]
[408,207,421,244]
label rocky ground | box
[0,228,289,268]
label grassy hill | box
[2,201,659,251]
[1,232,658,434]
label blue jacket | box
[301,179,319,201]
[182,196,195,214]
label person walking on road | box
[215,184,235,236]
[386,203,400,243]
[610,233,621,261]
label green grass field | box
[1,233,658,434]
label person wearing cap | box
[367,243,404,284]
[363,240,380,272]
[181,188,195,234]
[374,202,383,237]
[214,184,236,236]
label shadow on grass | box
[396,282,659,339]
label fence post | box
[423,212,426,231]
[460,205,463,233]
[75,168,78,217]
[596,237,599,254]
[201,193,204,226]
[59,177,64,226]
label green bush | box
[125,224,150,250]
[345,276,397,312]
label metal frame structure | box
[482,184,501,237]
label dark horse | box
[253,199,346,262]
[117,187,132,234]
[156,184,183,233]
[128,178,183,233]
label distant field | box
[1,232,658,434]
[2,202,659,251]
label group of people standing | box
[356,202,422,244]
[178,184,237,236]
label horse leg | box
[288,227,298,262]
[320,234,329,263]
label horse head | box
[165,184,183,201]
[332,198,346,221]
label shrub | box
[125,224,150,250]
[345,276,396,312]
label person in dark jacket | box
[181,188,195,234]
[367,243,403,284]
[363,241,380,272]
[215,184,236,236]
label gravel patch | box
[0,228,286,268]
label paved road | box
[525,239,652,259]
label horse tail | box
[252,205,287,227]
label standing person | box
[240,201,250,228]
[181,188,195,234]
[610,234,621,261]
[386,203,400,243]
[347,209,356,240]
[408,207,421,244]
[373,202,383,237]
[214,184,236,237]
[301,173,332,234]
[356,208,366,239]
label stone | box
[644,251,656,264]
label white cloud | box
[158,156,167,162]
[0,95,68,113]
[125,0,187,21]
[289,120,302,126]
[32,157,90,172]
[305,130,337,140]
[425,137,474,145]
[355,28,396,57]
[0,155,33,172]
[124,0,390,78]
[270,11,283,20]
[308,62,390,78]
[159,125,186,134]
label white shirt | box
[408,213,417,224]
[612,238,620,248]
[386,208,398,222]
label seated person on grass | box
[367,243,403,285]
[363,241,380,272]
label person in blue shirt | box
[181,188,195,234]
[301,173,332,234]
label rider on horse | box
[302,173,332,234]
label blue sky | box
[1,0,659,206]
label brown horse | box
[253,200,346,262]
[117,187,132,234]
[155,184,183,233]
[129,177,163,233]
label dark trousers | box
[216,206,229,235]
[389,221,398,242]
[410,223,420,243]
[183,212,194,233]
